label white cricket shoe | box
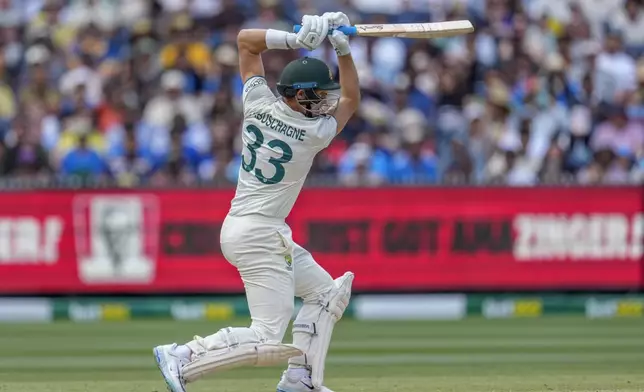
[153,343,189,392]
[276,370,335,392]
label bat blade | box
[353,20,474,38]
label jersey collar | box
[276,99,315,121]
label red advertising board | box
[0,187,641,293]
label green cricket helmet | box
[277,57,340,117]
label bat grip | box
[293,25,357,36]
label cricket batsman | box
[153,11,360,392]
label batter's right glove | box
[296,15,330,51]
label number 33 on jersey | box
[228,76,338,219]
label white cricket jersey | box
[227,76,338,220]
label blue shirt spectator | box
[60,134,106,178]
[151,144,202,174]
[107,125,156,186]
[137,118,212,158]
[339,144,390,178]
[149,125,203,182]
[389,150,439,184]
[338,143,390,186]
[197,149,241,184]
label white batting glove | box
[328,29,351,56]
[323,12,351,56]
[297,15,329,51]
[322,12,350,29]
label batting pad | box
[182,342,302,382]
[290,271,354,388]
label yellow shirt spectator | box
[160,42,211,74]
[56,131,106,159]
[27,13,76,51]
[0,83,16,119]
[159,14,211,73]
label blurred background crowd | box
[0,0,643,187]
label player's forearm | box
[237,29,301,55]
[337,53,360,108]
[237,29,269,55]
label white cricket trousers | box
[218,214,334,342]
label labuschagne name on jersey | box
[254,111,307,142]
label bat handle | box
[293,25,357,36]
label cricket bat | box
[293,20,474,39]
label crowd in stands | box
[0,0,643,187]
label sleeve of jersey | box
[318,116,339,149]
[242,76,274,114]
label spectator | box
[578,72,599,109]
[2,121,50,177]
[609,0,644,56]
[577,0,622,39]
[564,105,594,173]
[443,138,473,185]
[1,22,24,84]
[108,123,154,187]
[0,54,16,137]
[149,119,201,186]
[138,113,210,164]
[54,109,105,164]
[210,0,247,31]
[633,153,644,183]
[466,116,495,184]
[389,127,438,184]
[96,83,126,133]
[198,147,240,186]
[60,133,106,179]
[74,22,123,68]
[242,0,290,31]
[593,31,637,104]
[578,147,617,185]
[604,146,636,184]
[143,70,203,129]
[64,0,119,31]
[339,142,386,187]
[119,0,151,28]
[628,59,644,120]
[26,0,76,59]
[539,142,568,184]
[159,14,211,77]
[484,78,514,145]
[591,105,644,156]
[20,45,60,114]
[485,146,516,185]
[58,55,103,110]
[505,126,540,186]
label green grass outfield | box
[1,317,643,392]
